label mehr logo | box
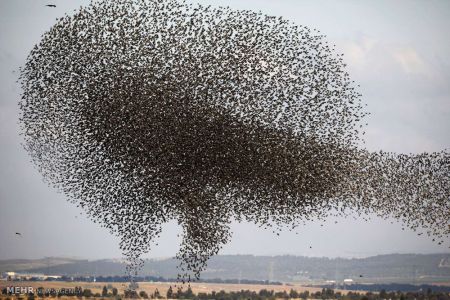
[2,286,82,296]
[4,286,34,295]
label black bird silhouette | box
[15,232,22,237]
[45,4,56,8]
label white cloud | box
[392,47,430,76]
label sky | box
[0,0,449,260]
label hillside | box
[1,254,449,284]
[0,257,79,273]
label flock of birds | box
[19,0,449,283]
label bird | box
[15,232,22,237]
[45,4,56,8]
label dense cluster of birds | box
[19,0,449,283]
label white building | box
[1,271,61,281]
[1,272,16,280]
[343,278,354,284]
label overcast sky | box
[0,0,449,260]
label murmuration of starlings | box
[19,0,449,284]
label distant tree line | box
[9,275,282,286]
[328,284,450,293]
[169,288,450,300]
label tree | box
[82,289,92,298]
[302,291,310,300]
[184,287,193,299]
[259,289,273,298]
[124,290,139,299]
[139,291,149,299]
[275,291,289,299]
[167,286,173,299]
[102,286,108,297]
[323,288,334,299]
[289,289,299,299]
